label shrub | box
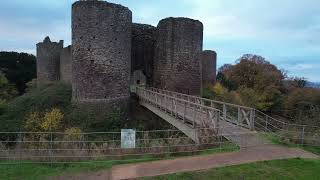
[0,82,72,132]
[63,127,83,141]
[0,99,7,115]
[24,111,42,132]
[202,84,214,99]
[41,108,64,132]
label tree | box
[284,88,320,125]
[216,54,285,112]
[0,52,36,94]
[284,77,308,93]
[221,54,285,91]
[0,71,18,100]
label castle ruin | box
[201,50,217,86]
[36,0,217,113]
[36,37,63,82]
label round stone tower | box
[201,50,217,86]
[36,36,63,83]
[72,0,132,103]
[153,17,203,95]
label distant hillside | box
[306,82,320,88]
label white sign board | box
[121,129,136,149]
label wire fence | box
[254,112,320,147]
[0,128,248,165]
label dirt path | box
[52,145,318,180]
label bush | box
[63,127,83,141]
[283,88,320,125]
[41,108,64,132]
[0,82,72,132]
[0,99,7,115]
[67,104,125,132]
[24,111,42,132]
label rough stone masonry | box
[201,50,217,86]
[153,17,203,95]
[36,37,63,82]
[36,0,217,114]
[72,0,132,103]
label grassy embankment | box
[143,158,320,180]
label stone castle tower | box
[201,50,217,86]
[36,37,63,82]
[36,0,217,108]
[154,18,203,95]
[72,0,132,103]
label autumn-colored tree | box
[221,54,285,91]
[283,77,308,93]
[215,54,285,111]
[211,83,242,105]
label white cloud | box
[287,64,315,71]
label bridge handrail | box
[137,87,221,113]
[148,87,255,129]
[149,87,253,110]
[137,87,319,146]
[255,109,319,128]
[136,87,221,131]
[148,87,320,130]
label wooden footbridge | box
[132,87,300,148]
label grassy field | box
[0,158,165,180]
[143,158,320,180]
[0,142,238,180]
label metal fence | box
[0,128,252,165]
[254,110,320,147]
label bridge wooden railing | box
[149,87,255,130]
[136,87,220,132]
[146,87,320,146]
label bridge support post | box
[265,116,268,130]
[301,125,305,145]
[223,104,227,121]
[250,109,255,130]
[237,107,241,126]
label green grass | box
[303,146,320,155]
[198,141,239,155]
[143,158,320,180]
[0,159,156,180]
[260,132,320,155]
[0,142,239,180]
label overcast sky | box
[0,0,319,81]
